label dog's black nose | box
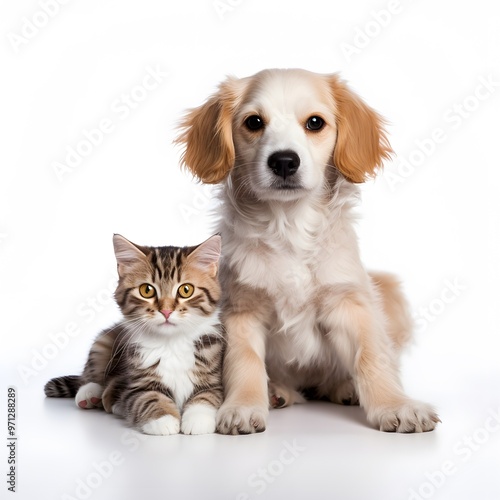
[267,151,300,180]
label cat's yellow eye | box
[177,283,194,298]
[139,283,156,299]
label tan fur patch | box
[329,75,393,183]
[175,79,246,184]
[222,311,268,407]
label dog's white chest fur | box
[220,184,365,370]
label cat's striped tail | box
[44,375,81,398]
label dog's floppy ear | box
[175,78,242,184]
[329,75,393,183]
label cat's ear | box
[113,234,148,277]
[187,234,221,277]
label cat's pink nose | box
[160,310,172,320]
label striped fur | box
[44,375,81,397]
[44,234,225,435]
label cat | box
[44,234,225,436]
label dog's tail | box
[370,271,413,351]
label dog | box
[176,68,440,434]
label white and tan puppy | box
[176,68,439,434]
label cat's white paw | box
[181,404,217,435]
[370,400,441,433]
[75,382,104,410]
[141,415,180,436]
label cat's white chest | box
[138,337,196,408]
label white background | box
[1,1,499,499]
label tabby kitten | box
[44,234,225,436]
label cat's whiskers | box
[105,316,150,375]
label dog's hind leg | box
[268,381,306,409]
[318,284,440,433]
[327,377,360,406]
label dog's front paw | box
[216,403,268,435]
[371,400,440,433]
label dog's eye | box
[306,116,325,131]
[245,115,264,131]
